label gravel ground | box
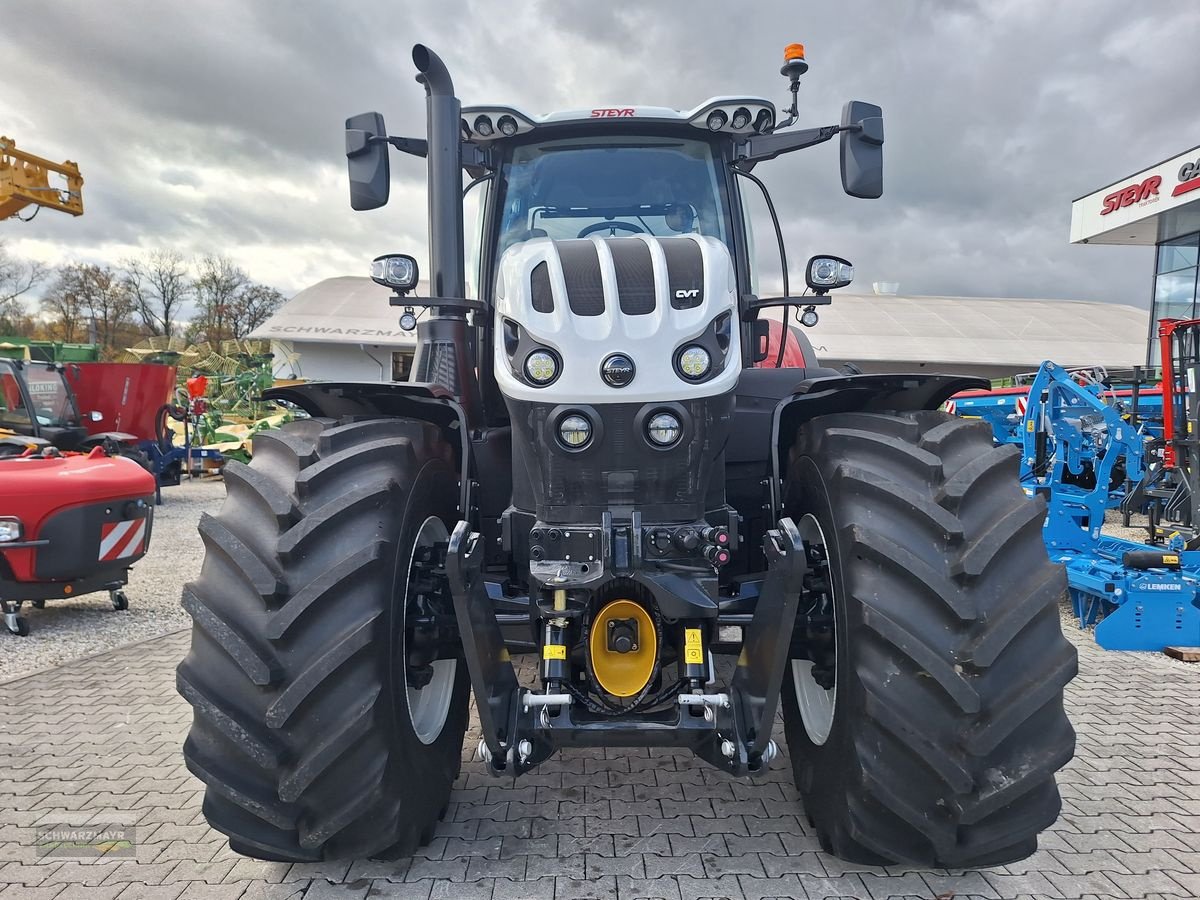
[0,477,224,682]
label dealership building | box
[1070,144,1200,363]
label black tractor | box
[178,43,1076,867]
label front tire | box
[177,417,469,861]
[781,410,1077,867]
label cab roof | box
[460,97,778,143]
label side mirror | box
[371,253,420,294]
[806,255,854,294]
[839,101,884,199]
[346,111,390,210]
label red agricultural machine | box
[0,446,155,635]
[0,362,170,634]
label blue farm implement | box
[950,371,1163,447]
[1023,353,1200,651]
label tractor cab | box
[0,358,88,450]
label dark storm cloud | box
[3,0,1196,303]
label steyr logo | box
[601,353,636,387]
[1100,175,1161,215]
[675,289,701,300]
[590,108,634,118]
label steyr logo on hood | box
[601,353,635,387]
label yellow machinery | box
[0,137,83,220]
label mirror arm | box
[742,294,832,312]
[388,294,486,312]
[733,124,842,170]
[349,133,494,173]
[381,136,428,158]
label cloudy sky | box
[3,0,1197,308]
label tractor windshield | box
[20,365,78,427]
[495,135,729,261]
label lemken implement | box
[178,43,1077,867]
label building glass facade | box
[1150,231,1200,365]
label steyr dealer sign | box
[1071,145,1200,245]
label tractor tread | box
[178,416,468,862]
[223,460,298,529]
[197,514,284,600]
[277,480,400,561]
[264,611,380,729]
[782,409,1075,868]
[181,586,281,686]
[265,542,386,640]
[175,669,282,769]
[279,686,381,803]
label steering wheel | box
[576,220,644,239]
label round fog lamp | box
[677,345,711,380]
[705,110,727,131]
[731,107,751,129]
[524,350,559,385]
[558,414,592,449]
[497,115,519,136]
[647,412,682,447]
[473,115,494,137]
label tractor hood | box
[493,234,740,405]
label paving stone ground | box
[2,617,1199,899]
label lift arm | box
[0,137,84,220]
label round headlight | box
[524,350,559,385]
[473,115,494,137]
[497,115,519,136]
[705,110,727,131]
[646,412,682,447]
[755,108,774,132]
[677,345,711,380]
[730,107,751,130]
[558,414,592,449]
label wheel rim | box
[403,516,457,745]
[791,513,837,747]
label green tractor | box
[178,42,1076,866]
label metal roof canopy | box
[1070,145,1200,246]
[788,293,1147,374]
[249,276,422,345]
[256,278,1146,377]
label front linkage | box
[445,517,806,777]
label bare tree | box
[54,263,135,349]
[39,268,84,342]
[193,255,248,343]
[123,249,191,337]
[230,283,285,339]
[188,255,285,343]
[0,239,48,332]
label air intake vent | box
[558,240,605,316]
[607,239,656,315]
[662,239,704,309]
[531,261,554,313]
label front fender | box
[262,380,471,511]
[769,372,988,513]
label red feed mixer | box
[0,447,156,636]
[66,362,178,442]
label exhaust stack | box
[412,44,465,301]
